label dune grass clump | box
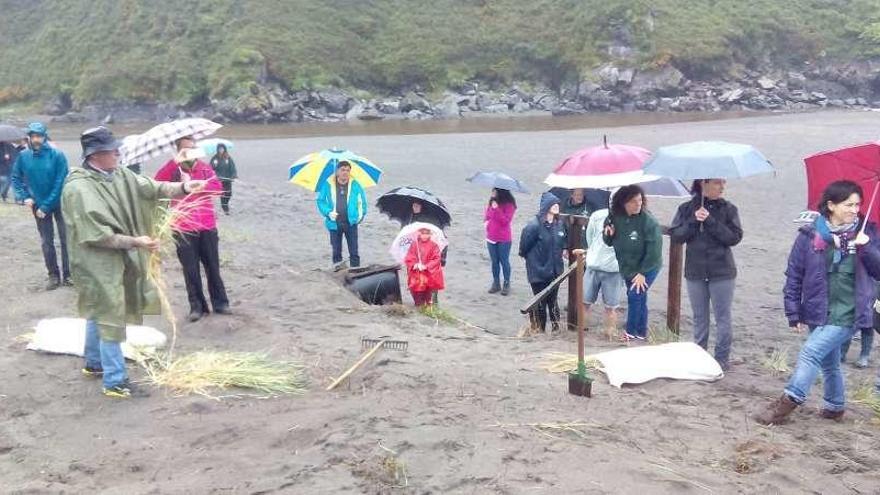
[850,380,880,421]
[648,325,680,345]
[761,347,791,374]
[139,350,307,398]
[541,352,602,374]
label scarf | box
[814,215,859,265]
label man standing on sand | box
[317,161,367,268]
[11,122,71,289]
[62,126,207,398]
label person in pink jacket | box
[485,188,517,295]
[154,137,229,322]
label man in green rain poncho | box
[62,127,207,399]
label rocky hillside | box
[1,0,879,122]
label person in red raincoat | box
[404,227,445,307]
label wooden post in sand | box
[566,215,588,331]
[663,226,684,334]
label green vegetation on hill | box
[0,0,878,106]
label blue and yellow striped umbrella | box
[288,148,383,191]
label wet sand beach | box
[2,110,880,493]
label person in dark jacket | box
[210,143,237,215]
[755,180,880,425]
[11,122,71,289]
[603,185,662,341]
[519,192,566,333]
[669,179,743,369]
[0,141,20,202]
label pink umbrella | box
[544,136,657,189]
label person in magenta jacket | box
[154,137,229,322]
[485,188,517,295]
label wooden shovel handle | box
[326,340,385,391]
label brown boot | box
[819,409,845,421]
[753,394,799,425]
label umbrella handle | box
[861,181,880,236]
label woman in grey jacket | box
[669,179,743,370]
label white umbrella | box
[389,222,448,264]
[120,118,222,165]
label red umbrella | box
[544,136,654,189]
[804,142,880,227]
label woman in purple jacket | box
[485,188,517,295]
[755,180,880,425]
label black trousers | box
[35,208,70,279]
[220,179,233,213]
[530,280,560,332]
[174,229,229,313]
[329,223,360,267]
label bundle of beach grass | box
[139,197,307,398]
[137,349,307,398]
[541,352,602,374]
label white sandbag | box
[593,342,723,388]
[26,318,166,360]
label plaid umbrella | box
[120,118,222,165]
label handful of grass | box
[139,350,307,398]
[147,197,205,357]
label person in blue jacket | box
[316,161,367,268]
[11,122,70,290]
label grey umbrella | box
[466,171,529,193]
[0,124,26,142]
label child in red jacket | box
[404,227,445,307]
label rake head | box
[361,336,408,351]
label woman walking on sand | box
[669,179,743,371]
[755,180,880,425]
[485,188,517,295]
[603,185,662,341]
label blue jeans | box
[329,224,360,267]
[624,269,659,338]
[784,325,855,412]
[84,319,128,389]
[487,241,511,284]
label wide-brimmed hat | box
[80,126,121,158]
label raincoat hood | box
[537,191,560,220]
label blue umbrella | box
[642,141,774,180]
[466,171,529,193]
[639,176,691,198]
[200,138,234,156]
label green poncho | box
[62,165,183,341]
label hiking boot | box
[855,357,869,368]
[214,305,232,315]
[819,409,845,421]
[500,281,510,296]
[188,310,204,322]
[488,281,501,294]
[753,394,799,425]
[103,384,131,399]
[81,366,104,378]
[62,277,74,287]
[46,275,60,291]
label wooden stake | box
[326,340,385,391]
[666,239,683,334]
